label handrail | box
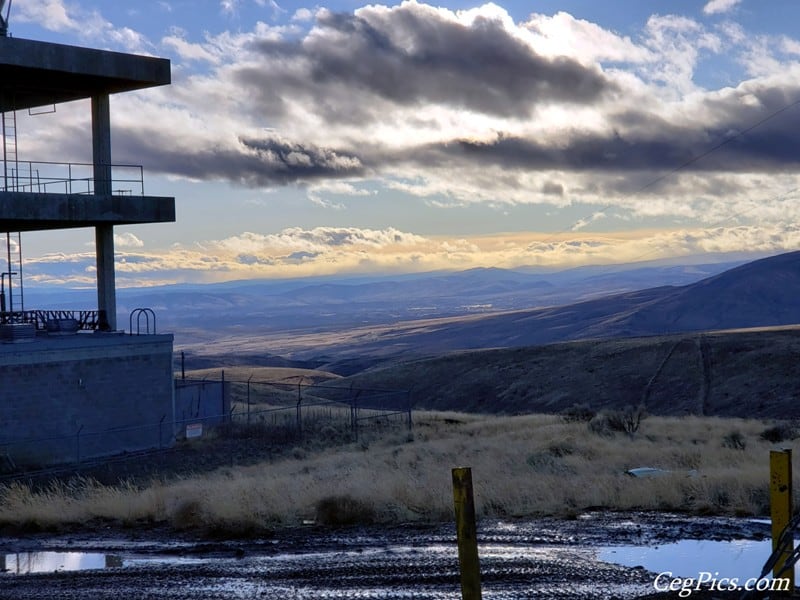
[1,160,145,196]
[129,307,156,335]
[0,309,99,330]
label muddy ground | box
[0,512,776,599]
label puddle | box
[599,539,799,580]
[0,551,214,575]
[1,552,120,575]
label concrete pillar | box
[92,94,116,330]
[95,225,116,330]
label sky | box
[7,0,800,287]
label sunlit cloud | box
[22,225,800,288]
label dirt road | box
[0,513,772,599]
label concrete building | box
[0,36,178,468]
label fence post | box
[452,467,482,600]
[158,414,166,449]
[406,391,413,432]
[770,449,794,587]
[247,375,253,426]
[350,391,361,441]
[75,425,84,464]
[296,378,303,439]
[221,369,226,423]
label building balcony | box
[0,160,175,232]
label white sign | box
[185,423,203,439]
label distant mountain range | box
[26,252,756,332]
[324,250,800,355]
[160,251,799,372]
[24,250,800,374]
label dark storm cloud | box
[239,2,615,120]
[113,130,365,186]
[414,84,800,177]
[105,4,800,196]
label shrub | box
[606,404,647,436]
[562,403,596,423]
[722,430,746,451]
[760,423,797,443]
[588,414,613,437]
[171,499,204,530]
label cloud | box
[23,224,800,287]
[703,0,743,16]
[16,1,800,234]
[243,2,615,120]
[163,32,222,64]
[220,0,241,16]
[15,0,150,52]
[114,232,145,248]
[291,7,313,22]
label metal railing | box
[1,160,145,196]
[0,309,100,330]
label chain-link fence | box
[223,376,412,441]
[0,375,411,480]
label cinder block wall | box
[0,334,174,467]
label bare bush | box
[606,404,647,436]
[760,423,797,443]
[722,430,746,451]
[561,403,596,423]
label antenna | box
[0,0,11,37]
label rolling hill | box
[336,327,800,418]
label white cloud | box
[703,0,743,16]
[162,33,222,64]
[114,232,145,248]
[14,0,77,32]
[220,0,240,16]
[291,7,313,22]
[14,0,151,53]
[524,11,653,64]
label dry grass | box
[0,412,794,535]
[183,366,342,385]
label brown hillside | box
[339,326,800,418]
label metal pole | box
[406,391,413,432]
[247,375,252,426]
[75,425,84,464]
[452,467,482,600]
[296,379,303,438]
[181,351,185,381]
[158,414,166,449]
[221,369,226,422]
[770,449,794,587]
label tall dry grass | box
[0,413,794,534]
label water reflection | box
[599,539,799,580]
[1,552,118,575]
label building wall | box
[0,333,174,467]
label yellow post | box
[452,467,482,600]
[770,449,794,589]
